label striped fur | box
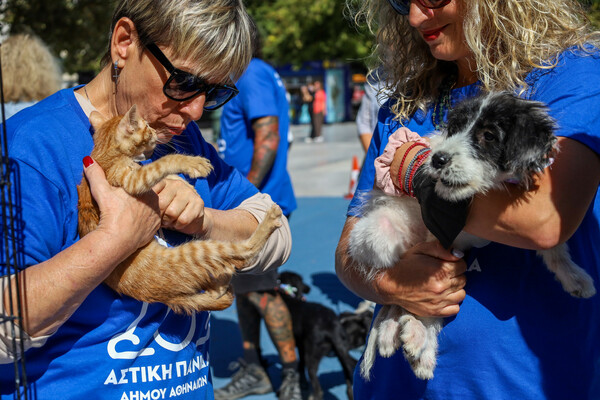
[77,105,282,314]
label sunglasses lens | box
[163,70,238,109]
[164,72,206,100]
[204,86,239,110]
[387,0,410,15]
[425,0,449,6]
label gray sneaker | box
[214,359,273,400]
[278,368,302,400]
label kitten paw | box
[262,205,283,230]
[184,156,213,178]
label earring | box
[112,60,121,82]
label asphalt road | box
[209,121,366,400]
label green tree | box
[1,0,114,74]
[2,0,597,75]
[245,0,373,68]
[589,0,600,29]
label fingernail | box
[83,156,94,168]
[452,248,464,258]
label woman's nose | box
[179,93,206,121]
[408,2,436,27]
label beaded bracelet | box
[407,148,431,196]
[397,143,426,194]
[399,146,431,197]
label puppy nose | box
[431,152,451,169]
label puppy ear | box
[302,283,311,294]
[502,96,557,186]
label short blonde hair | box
[349,0,600,122]
[1,33,62,103]
[105,0,254,84]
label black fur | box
[339,310,373,350]
[444,92,557,186]
[277,271,356,400]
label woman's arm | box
[4,159,162,338]
[389,136,600,250]
[153,178,291,269]
[466,137,600,249]
[335,216,467,318]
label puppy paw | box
[409,335,438,380]
[410,357,436,380]
[399,314,428,359]
[377,319,401,358]
[562,271,596,298]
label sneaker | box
[278,368,302,400]
[303,137,313,143]
[214,359,273,400]
[313,136,324,143]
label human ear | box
[110,17,137,67]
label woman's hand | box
[84,157,161,254]
[336,217,467,318]
[153,176,212,237]
[376,240,467,317]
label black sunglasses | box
[145,42,239,110]
[387,0,451,15]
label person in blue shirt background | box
[216,25,300,400]
[336,0,600,399]
[0,1,293,399]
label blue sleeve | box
[528,49,600,154]
[347,102,400,217]
[1,113,85,270]
[237,63,279,121]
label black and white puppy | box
[348,92,596,380]
[277,271,356,400]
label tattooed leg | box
[236,293,263,365]
[247,290,297,364]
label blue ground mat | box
[210,197,363,400]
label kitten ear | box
[118,105,141,135]
[89,111,107,131]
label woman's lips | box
[422,27,445,41]
[157,127,183,143]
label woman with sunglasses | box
[336,0,600,398]
[0,1,292,398]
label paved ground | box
[209,122,366,399]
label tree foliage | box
[1,0,115,73]
[245,0,373,69]
[1,0,598,75]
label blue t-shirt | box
[219,58,297,216]
[349,49,600,399]
[0,87,258,400]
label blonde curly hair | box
[1,33,62,103]
[348,0,600,122]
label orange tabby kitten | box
[77,105,282,314]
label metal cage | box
[0,38,30,400]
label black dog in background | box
[277,271,358,400]
[339,307,373,350]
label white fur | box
[350,93,596,381]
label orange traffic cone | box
[344,155,360,199]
